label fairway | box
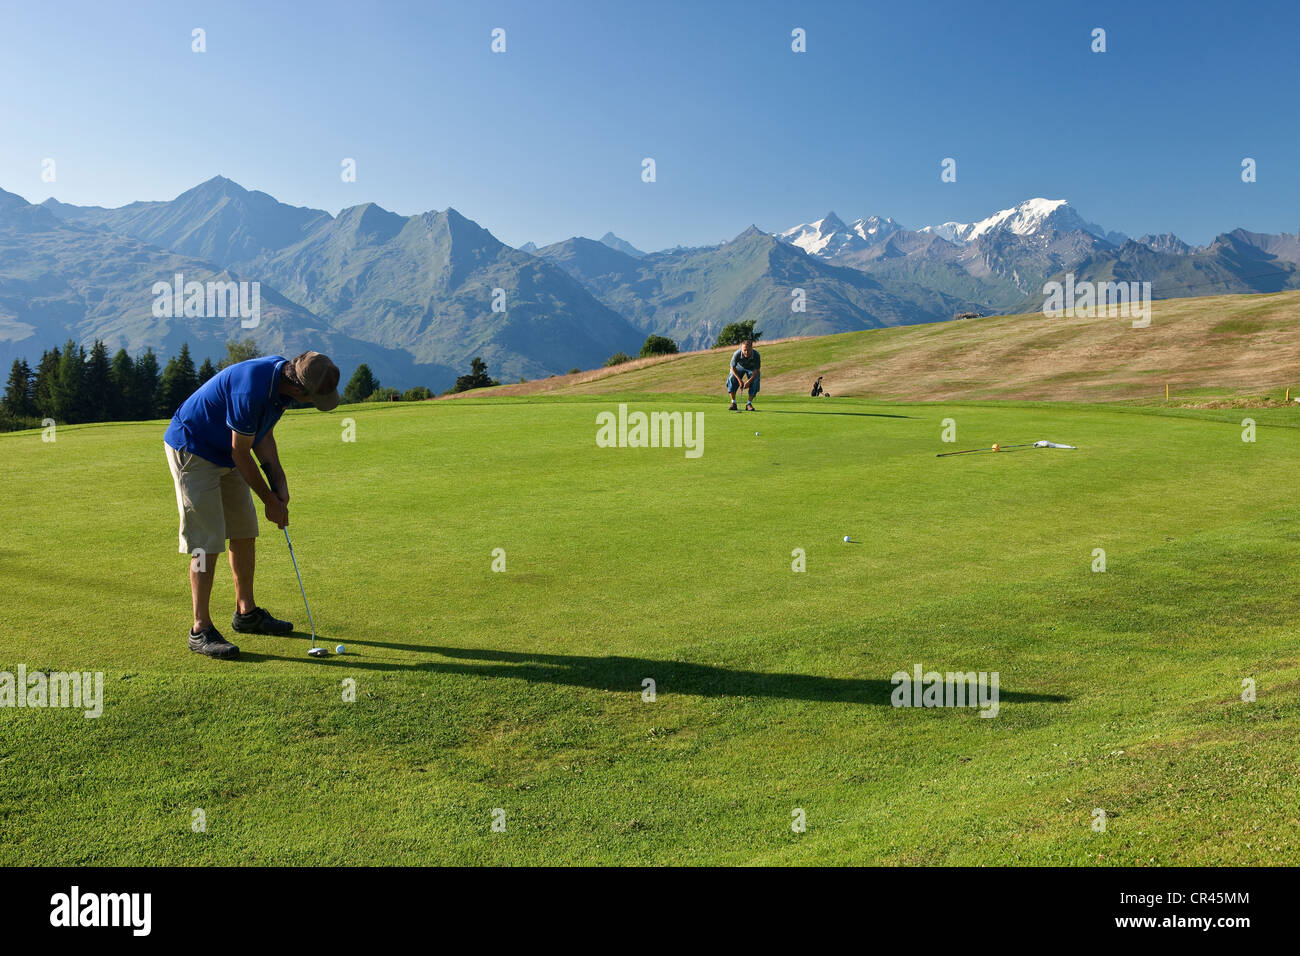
[3,395,1298,865]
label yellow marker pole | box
[1165,383,1169,401]
[1287,387,1291,403]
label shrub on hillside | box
[714,321,763,348]
[639,335,678,357]
[448,357,501,393]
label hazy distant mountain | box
[0,187,30,214]
[1017,231,1300,312]
[536,225,966,349]
[778,198,1136,313]
[1137,233,1195,256]
[534,236,647,290]
[32,181,642,386]
[12,178,1300,386]
[254,205,643,382]
[1218,228,1300,265]
[0,191,424,384]
[599,232,645,258]
[43,176,330,270]
[958,224,1114,290]
[519,233,644,258]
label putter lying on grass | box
[937,440,1077,458]
[283,527,326,657]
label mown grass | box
[1,395,1297,864]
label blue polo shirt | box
[731,347,761,377]
[164,356,289,468]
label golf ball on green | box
[335,644,345,655]
[843,535,851,543]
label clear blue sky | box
[1,0,1295,249]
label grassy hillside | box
[3,397,1298,864]
[456,289,1300,404]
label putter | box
[283,527,325,657]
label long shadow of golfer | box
[235,650,327,664]
[315,644,1069,706]
[342,638,447,653]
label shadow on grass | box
[758,409,915,420]
[275,643,1068,706]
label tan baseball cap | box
[287,351,340,411]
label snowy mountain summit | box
[777,212,902,257]
[919,198,1120,244]
[779,198,1126,258]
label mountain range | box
[2,178,1297,390]
[529,226,968,350]
[15,177,641,387]
[776,199,1300,314]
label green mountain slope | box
[42,176,329,270]
[256,206,645,383]
[0,195,432,386]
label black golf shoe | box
[728,400,738,411]
[189,625,240,660]
[232,607,294,635]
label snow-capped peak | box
[851,215,900,240]
[777,211,900,256]
[817,211,847,232]
[778,213,842,255]
[917,198,1122,244]
[969,198,1069,239]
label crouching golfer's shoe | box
[189,625,239,660]
[232,606,294,635]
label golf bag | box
[811,376,824,397]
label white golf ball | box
[755,431,760,436]
[843,535,851,543]
[335,644,346,655]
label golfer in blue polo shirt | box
[163,351,340,659]
[726,338,761,411]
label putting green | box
[2,395,1297,865]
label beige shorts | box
[164,442,259,556]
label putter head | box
[307,647,329,658]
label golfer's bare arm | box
[231,431,277,506]
[233,431,289,527]
[252,430,288,501]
